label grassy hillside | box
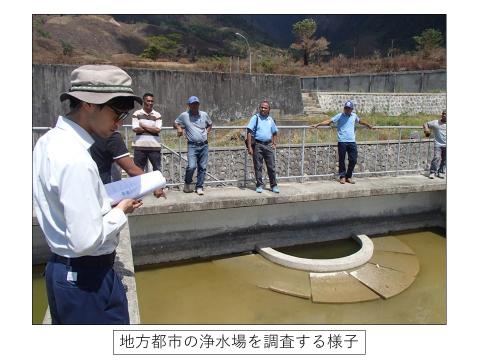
[32,14,446,75]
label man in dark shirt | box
[90,131,142,184]
[90,131,165,197]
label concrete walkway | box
[136,175,446,215]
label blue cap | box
[187,96,200,104]
[344,100,354,108]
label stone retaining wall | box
[301,70,446,93]
[308,92,446,116]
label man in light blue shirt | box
[246,100,279,193]
[174,96,213,195]
[313,100,373,184]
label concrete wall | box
[301,70,446,93]
[309,92,446,116]
[32,64,303,127]
[33,177,446,266]
[128,189,446,265]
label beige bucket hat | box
[60,65,142,105]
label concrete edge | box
[32,178,446,221]
[256,234,374,272]
[130,183,446,216]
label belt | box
[188,140,208,146]
[255,140,271,145]
[50,252,116,267]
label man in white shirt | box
[132,93,162,172]
[32,65,144,324]
[423,110,447,179]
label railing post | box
[300,127,306,183]
[287,129,291,178]
[212,128,216,182]
[396,128,402,176]
[426,137,432,173]
[178,135,182,185]
[374,129,379,174]
[327,128,332,179]
[243,147,248,188]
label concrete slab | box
[371,236,415,255]
[265,281,311,300]
[349,263,416,299]
[310,272,380,303]
[132,175,446,216]
[368,250,420,277]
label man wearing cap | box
[312,100,373,184]
[131,93,163,172]
[33,65,145,324]
[174,96,212,195]
[246,100,280,193]
[423,109,446,179]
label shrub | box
[60,40,73,56]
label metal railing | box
[32,125,434,187]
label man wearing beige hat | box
[33,65,145,324]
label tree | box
[60,40,73,57]
[413,28,443,58]
[140,34,183,60]
[291,18,329,66]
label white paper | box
[104,170,166,205]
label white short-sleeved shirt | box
[426,119,446,147]
[32,116,127,258]
[132,108,162,148]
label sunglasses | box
[108,104,129,122]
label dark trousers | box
[338,142,358,179]
[133,148,162,172]
[253,143,277,188]
[45,260,129,325]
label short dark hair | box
[68,96,82,110]
[143,93,154,99]
[105,97,135,111]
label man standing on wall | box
[132,93,162,172]
[174,96,212,195]
[312,100,374,184]
[423,109,446,179]
[33,65,143,324]
[246,100,280,193]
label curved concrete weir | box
[257,234,374,272]
[257,234,420,303]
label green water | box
[32,265,48,324]
[276,237,361,259]
[135,229,446,324]
[32,229,446,324]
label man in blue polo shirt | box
[174,96,212,195]
[246,100,279,193]
[312,100,373,184]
